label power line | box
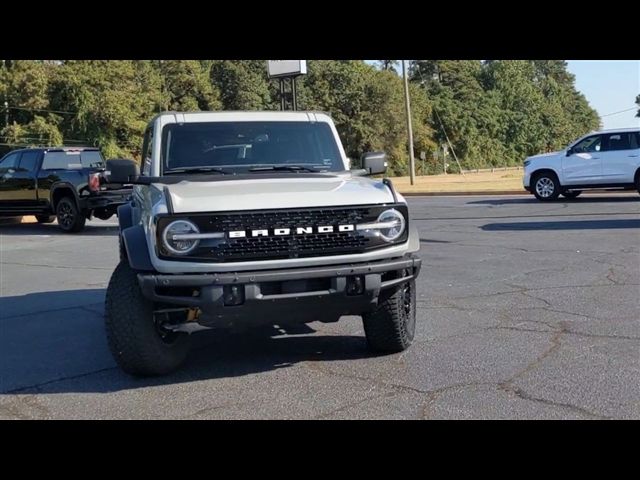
[413,63,465,175]
[600,107,637,118]
[0,135,87,142]
[7,105,76,115]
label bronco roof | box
[150,110,333,124]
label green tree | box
[411,59,599,169]
[377,60,399,73]
[210,60,274,110]
[49,60,163,158]
[155,60,221,111]
[301,61,435,175]
[0,60,63,151]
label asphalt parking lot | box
[1,193,639,419]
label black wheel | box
[561,190,582,199]
[56,197,86,232]
[36,215,56,224]
[105,261,191,376]
[363,276,416,353]
[532,172,561,201]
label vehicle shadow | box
[468,195,640,206]
[0,222,118,236]
[0,288,374,395]
[481,218,640,231]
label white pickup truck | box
[523,128,640,200]
[103,111,422,376]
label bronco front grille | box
[156,204,408,262]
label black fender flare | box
[122,225,154,271]
[50,183,81,211]
[117,202,134,230]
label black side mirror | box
[105,159,139,183]
[362,151,387,175]
[566,148,573,156]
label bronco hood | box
[157,173,397,213]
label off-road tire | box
[105,261,191,376]
[363,277,416,353]
[56,197,86,232]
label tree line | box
[0,60,601,175]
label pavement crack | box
[313,389,402,419]
[605,267,623,286]
[499,384,609,419]
[0,395,52,419]
[502,328,564,387]
[180,401,257,419]
[519,290,553,307]
[443,282,633,303]
[2,366,118,394]
[0,302,104,321]
[0,261,111,271]
[420,382,498,419]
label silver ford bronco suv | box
[104,111,422,376]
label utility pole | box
[402,60,416,185]
[443,144,448,175]
[4,101,8,128]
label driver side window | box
[0,152,20,172]
[573,135,602,154]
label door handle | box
[628,154,639,158]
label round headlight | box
[162,220,200,255]
[377,208,406,242]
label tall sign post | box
[267,60,307,111]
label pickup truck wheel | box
[363,276,416,353]
[56,197,86,233]
[105,261,191,376]
[561,190,582,199]
[36,215,56,224]
[532,173,561,201]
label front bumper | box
[523,170,532,191]
[138,255,421,328]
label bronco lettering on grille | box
[228,224,355,238]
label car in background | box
[523,128,640,201]
[0,147,133,232]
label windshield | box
[161,121,344,174]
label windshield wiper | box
[248,165,322,173]
[163,166,232,175]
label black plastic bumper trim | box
[139,256,420,289]
[137,255,421,308]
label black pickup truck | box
[0,147,132,232]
